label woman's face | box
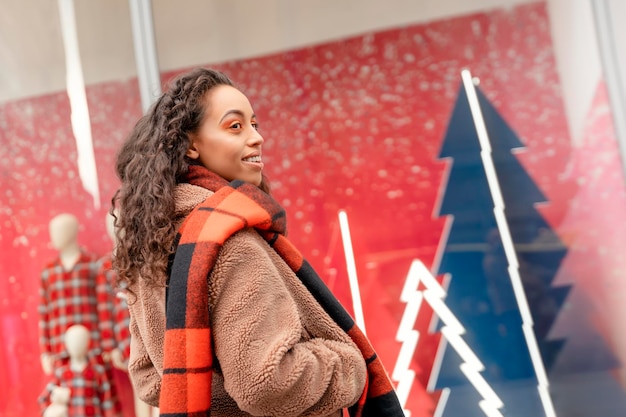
[187,85,264,186]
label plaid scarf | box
[160,165,405,417]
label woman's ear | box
[186,141,200,159]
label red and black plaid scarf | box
[159,165,405,417]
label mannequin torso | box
[39,214,116,369]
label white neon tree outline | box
[396,260,505,417]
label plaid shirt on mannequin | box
[113,291,131,360]
[38,362,122,417]
[38,250,117,360]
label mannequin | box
[39,325,120,417]
[41,214,103,369]
[39,213,119,369]
[97,211,151,417]
[40,213,94,374]
[39,213,122,413]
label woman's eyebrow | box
[219,110,256,123]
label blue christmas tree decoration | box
[431,75,570,417]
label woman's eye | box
[230,122,242,129]
[252,123,259,131]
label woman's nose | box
[249,127,264,145]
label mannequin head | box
[49,213,79,251]
[64,324,90,360]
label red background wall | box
[1,2,624,416]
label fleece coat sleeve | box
[208,229,367,417]
[127,283,166,407]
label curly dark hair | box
[111,67,268,290]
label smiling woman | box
[111,67,404,417]
[5,1,626,416]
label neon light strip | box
[338,210,367,334]
[392,263,426,416]
[433,388,450,417]
[461,69,556,417]
[392,330,418,417]
[58,0,100,209]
